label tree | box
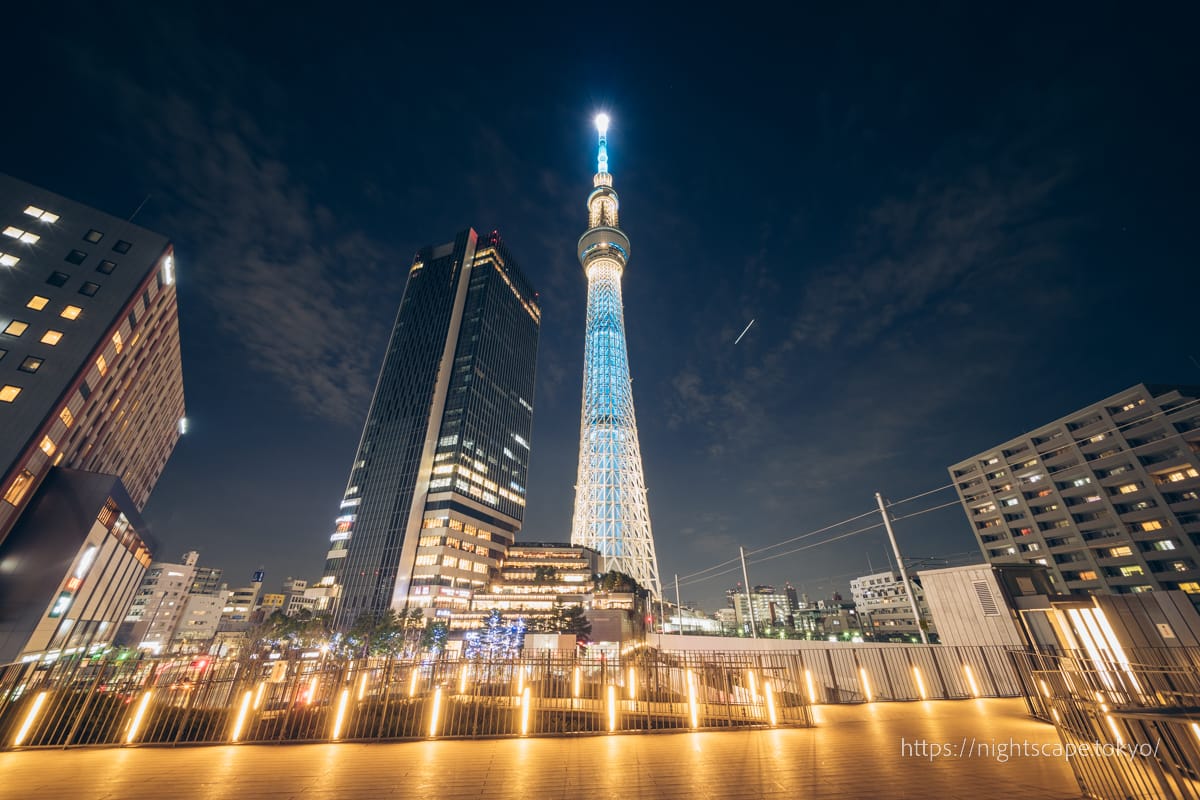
[420,620,449,655]
[559,604,592,641]
[532,565,559,584]
[596,570,641,594]
[346,610,405,657]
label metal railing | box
[1012,647,1200,800]
[0,643,1027,749]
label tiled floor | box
[0,698,1082,799]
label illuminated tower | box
[570,114,662,598]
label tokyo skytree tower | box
[570,113,662,598]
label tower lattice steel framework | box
[570,114,662,598]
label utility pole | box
[875,491,929,644]
[739,546,758,639]
[675,574,683,635]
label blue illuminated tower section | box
[570,114,662,598]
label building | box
[190,566,223,595]
[173,592,224,650]
[116,550,200,653]
[849,571,933,641]
[0,469,152,662]
[219,570,265,631]
[950,384,1200,606]
[728,584,794,634]
[917,563,1040,648]
[322,229,540,628]
[0,174,185,662]
[467,543,599,629]
[570,114,662,598]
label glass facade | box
[326,230,539,628]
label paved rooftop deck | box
[0,699,1081,799]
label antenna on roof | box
[128,195,150,222]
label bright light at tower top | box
[595,113,610,136]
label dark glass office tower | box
[323,229,540,629]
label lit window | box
[3,320,29,336]
[0,253,19,267]
[39,436,55,456]
[18,356,42,373]
[23,206,58,223]
[3,226,40,244]
[1117,483,1139,494]
[60,305,82,320]
[1108,546,1133,558]
[3,469,34,505]
[26,295,50,311]
[41,330,63,346]
[1119,565,1144,577]
[112,331,123,353]
[60,406,74,427]
[84,229,104,243]
[65,250,87,265]
[0,384,21,402]
[1141,520,1164,531]
[79,281,100,297]
[1078,571,1098,581]
[1178,582,1200,595]
[95,354,107,375]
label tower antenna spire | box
[595,113,610,174]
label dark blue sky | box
[5,4,1197,608]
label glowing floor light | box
[517,665,525,695]
[358,672,369,701]
[1191,722,1200,743]
[628,666,637,700]
[859,668,873,703]
[307,675,320,705]
[607,685,617,732]
[1105,714,1124,746]
[231,689,253,743]
[428,687,443,738]
[686,670,699,729]
[520,686,532,736]
[331,688,350,740]
[1038,679,1051,699]
[805,670,818,704]
[253,681,266,710]
[764,681,778,726]
[747,670,758,699]
[12,691,48,746]
[458,664,469,695]
[409,669,419,698]
[963,665,980,698]
[573,666,581,698]
[126,690,154,744]
[912,666,927,700]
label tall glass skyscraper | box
[324,229,540,629]
[570,115,663,598]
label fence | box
[1012,647,1200,800]
[0,643,1025,749]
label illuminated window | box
[60,305,82,320]
[41,330,63,346]
[1151,539,1177,551]
[60,406,74,427]
[39,436,55,456]
[96,259,116,275]
[1178,582,1200,595]
[3,226,40,244]
[1119,565,1144,577]
[18,356,42,373]
[1108,546,1133,558]
[65,250,87,265]
[1077,571,1098,581]
[3,320,29,336]
[112,331,123,353]
[79,281,100,297]
[0,385,21,402]
[26,296,49,311]
[1160,468,1200,483]
[1141,520,1164,532]
[3,469,34,505]
[1116,483,1139,494]
[84,229,104,243]
[0,253,18,266]
[23,206,59,223]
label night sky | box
[4,5,1197,610]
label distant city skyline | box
[1,6,1196,610]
